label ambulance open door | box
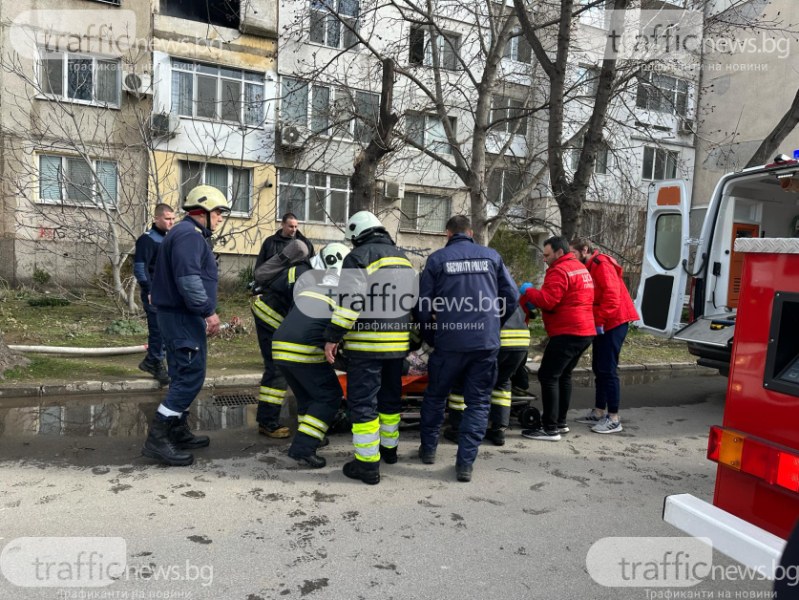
[635,181,690,336]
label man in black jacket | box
[255,213,315,269]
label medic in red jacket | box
[583,250,639,331]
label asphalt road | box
[0,371,775,600]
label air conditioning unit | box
[383,180,405,200]
[280,124,308,149]
[678,118,695,134]
[122,70,153,96]
[149,112,180,137]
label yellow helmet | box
[183,185,231,213]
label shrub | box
[489,228,540,284]
[32,266,51,286]
[105,319,147,336]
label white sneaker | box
[575,409,605,425]
[591,416,622,434]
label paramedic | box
[570,237,639,434]
[141,185,229,466]
[416,215,518,482]
[324,211,415,485]
[519,235,594,442]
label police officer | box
[141,185,230,466]
[323,211,415,485]
[445,305,530,446]
[251,240,313,438]
[416,215,518,482]
[272,243,350,468]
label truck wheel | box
[519,407,541,430]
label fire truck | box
[661,235,799,575]
[635,155,799,376]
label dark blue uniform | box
[134,226,167,362]
[416,233,518,467]
[151,218,218,415]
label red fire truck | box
[662,236,799,575]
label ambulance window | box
[655,214,681,270]
[764,293,799,397]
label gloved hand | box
[519,282,533,296]
[596,325,605,335]
[518,282,536,316]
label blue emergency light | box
[794,149,799,160]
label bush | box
[32,266,51,286]
[238,264,254,291]
[27,296,70,307]
[105,319,147,336]
[489,228,540,284]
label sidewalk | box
[0,360,702,400]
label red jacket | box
[522,254,595,337]
[585,251,639,331]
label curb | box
[0,362,703,401]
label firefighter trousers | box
[253,317,288,427]
[156,311,206,414]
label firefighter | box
[272,243,350,468]
[416,215,518,482]
[251,240,313,438]
[323,211,415,485]
[142,185,230,466]
[445,305,530,446]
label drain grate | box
[212,393,258,407]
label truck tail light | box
[708,426,799,494]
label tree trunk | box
[350,59,399,215]
[745,87,799,168]
[0,335,29,379]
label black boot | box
[380,446,398,464]
[139,358,170,386]
[456,463,473,482]
[485,427,506,446]
[142,417,193,466]
[169,412,210,449]
[343,459,380,485]
[288,449,326,468]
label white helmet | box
[320,242,350,275]
[344,211,384,242]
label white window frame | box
[406,112,456,155]
[309,0,360,49]
[636,72,690,116]
[171,59,265,126]
[38,154,118,207]
[487,167,525,207]
[642,146,679,181]
[37,49,121,108]
[179,160,252,216]
[503,33,532,64]
[400,193,451,233]
[571,142,611,174]
[409,28,462,70]
[575,65,600,97]
[278,169,350,224]
[281,77,378,141]
[491,95,528,137]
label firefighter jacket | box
[255,230,315,269]
[522,253,594,337]
[151,218,217,318]
[416,233,519,352]
[251,263,312,332]
[273,290,339,365]
[324,232,414,359]
[133,225,167,296]
[501,306,532,350]
[585,250,640,331]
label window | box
[487,168,524,206]
[654,213,682,269]
[400,193,450,232]
[310,0,359,49]
[281,77,379,141]
[407,113,456,154]
[503,34,532,63]
[636,72,690,116]
[180,161,251,214]
[39,155,117,206]
[161,0,240,29]
[171,60,264,126]
[642,147,678,181]
[39,50,120,106]
[569,142,610,174]
[409,28,461,70]
[490,96,528,137]
[575,65,600,96]
[278,169,349,224]
[578,0,610,28]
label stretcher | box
[332,373,541,432]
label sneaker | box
[591,417,623,434]
[556,424,570,434]
[258,423,291,439]
[521,428,561,441]
[575,409,605,425]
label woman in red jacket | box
[519,236,595,441]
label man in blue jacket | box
[416,215,518,482]
[142,185,230,466]
[134,203,175,386]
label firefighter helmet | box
[344,211,385,242]
[182,185,231,213]
[320,242,350,275]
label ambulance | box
[635,154,799,376]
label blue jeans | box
[420,349,498,466]
[142,293,164,362]
[592,322,629,414]
[156,311,207,414]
